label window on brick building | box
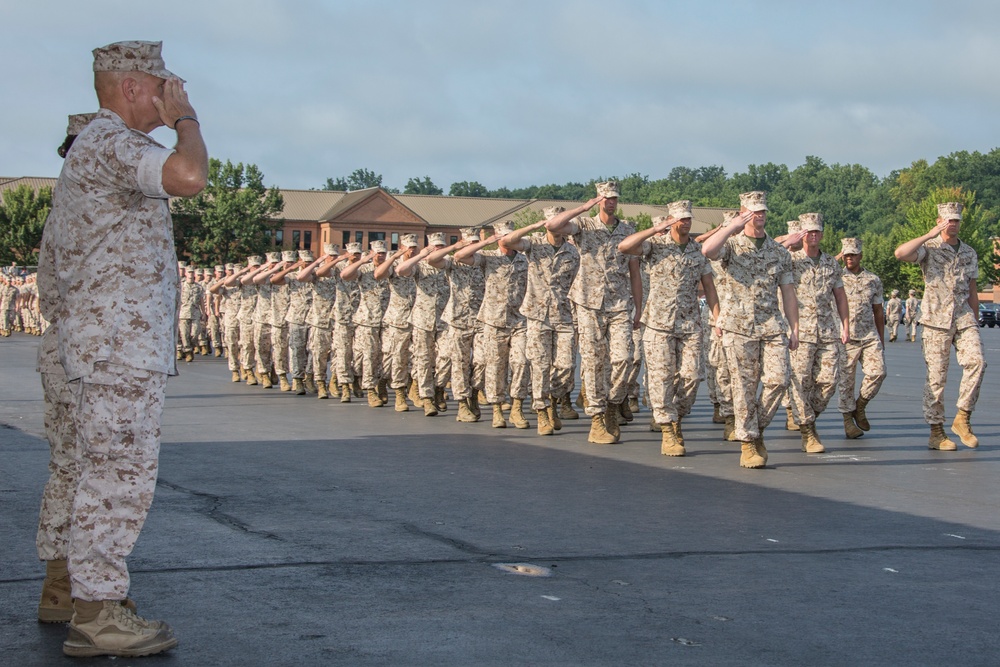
[391,232,399,251]
[292,230,301,249]
[303,231,312,251]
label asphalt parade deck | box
[1,331,998,666]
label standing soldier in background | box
[701,192,799,469]
[331,243,362,402]
[397,233,451,416]
[885,289,902,342]
[299,244,343,399]
[500,206,580,435]
[619,201,719,456]
[342,240,390,408]
[545,182,641,444]
[786,213,850,454]
[456,222,530,429]
[283,250,314,394]
[193,268,209,354]
[837,237,887,439]
[234,256,261,385]
[36,40,206,657]
[250,252,281,388]
[177,265,205,362]
[377,235,419,412]
[262,250,299,391]
[429,228,485,422]
[895,202,986,450]
[206,265,225,356]
[904,289,920,341]
[211,263,243,381]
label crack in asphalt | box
[156,477,285,542]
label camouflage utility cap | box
[401,234,419,248]
[841,237,862,255]
[323,243,337,255]
[92,40,183,81]
[248,255,263,266]
[721,210,739,227]
[739,191,768,212]
[596,181,621,198]
[345,242,362,254]
[493,221,514,237]
[937,202,963,221]
[428,232,446,246]
[66,113,97,136]
[799,212,823,232]
[298,250,314,262]
[370,240,387,254]
[786,220,801,235]
[265,252,280,263]
[281,250,297,262]
[542,205,566,219]
[667,200,693,220]
[460,226,479,240]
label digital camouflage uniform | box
[252,266,275,376]
[380,259,417,390]
[220,280,243,373]
[521,233,580,410]
[905,295,920,341]
[885,295,902,341]
[352,263,388,390]
[641,234,712,425]
[177,278,203,355]
[237,277,258,375]
[788,249,844,427]
[410,258,451,400]
[475,249,529,404]
[442,256,485,400]
[716,233,794,443]
[285,272,313,381]
[838,267,886,415]
[307,274,337,387]
[569,215,637,416]
[206,275,223,353]
[332,263,360,386]
[270,271,291,377]
[35,108,177,601]
[915,238,985,424]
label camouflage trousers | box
[906,317,918,341]
[525,319,575,410]
[37,368,79,561]
[722,330,790,442]
[310,326,333,385]
[889,319,900,341]
[448,326,483,400]
[288,323,311,379]
[922,324,985,424]
[208,313,222,351]
[353,324,382,390]
[271,323,289,375]
[238,316,256,372]
[705,328,733,416]
[626,325,643,401]
[223,316,241,371]
[67,363,167,601]
[837,337,886,413]
[411,325,450,399]
[177,318,199,354]
[253,321,272,375]
[482,323,528,404]
[194,315,207,347]
[382,324,412,390]
[576,307,633,417]
[789,340,842,426]
[332,321,355,385]
[644,327,703,425]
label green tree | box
[0,184,52,266]
[323,168,384,192]
[171,158,285,266]
[893,186,998,291]
[403,176,443,195]
[449,181,490,197]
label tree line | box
[2,152,997,294]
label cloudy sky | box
[3,0,999,193]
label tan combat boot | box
[184,351,194,362]
[576,381,587,409]
[724,415,737,441]
[422,397,438,416]
[588,413,617,444]
[316,381,328,399]
[434,386,448,412]
[547,396,562,431]
[854,396,871,431]
[340,384,352,403]
[951,409,978,448]
[352,376,363,398]
[510,399,529,429]
[785,406,799,431]
[303,374,316,393]
[619,400,634,423]
[674,417,685,448]
[649,415,662,432]
[740,440,767,468]
[928,423,957,450]
[843,412,863,439]
[62,600,177,658]
[261,371,273,389]
[469,391,482,420]
[245,369,258,386]
[492,404,507,428]
[231,370,242,383]
[279,376,291,392]
[628,395,640,416]
[176,349,182,360]
[408,379,421,408]
[605,406,621,440]
[661,423,685,456]
[367,387,383,408]
[713,403,725,424]
[395,388,409,412]
[38,559,72,623]
[457,398,478,422]
[200,345,209,355]
[557,394,579,420]
[800,422,825,453]
[292,378,306,395]
[214,347,222,357]
[377,379,388,404]
[536,409,554,436]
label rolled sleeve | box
[137,146,175,200]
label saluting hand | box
[152,77,198,130]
